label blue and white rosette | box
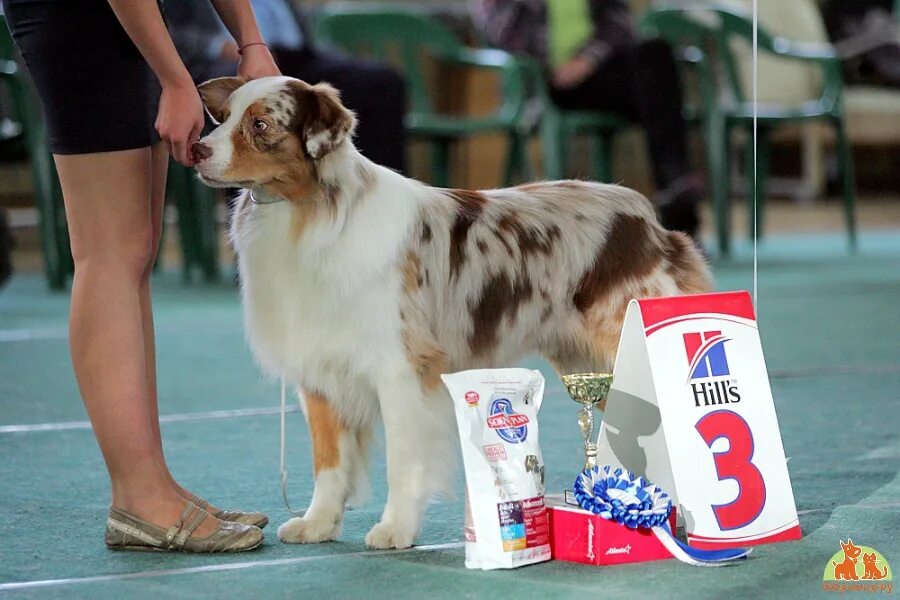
[573,466,751,567]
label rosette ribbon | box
[573,466,751,567]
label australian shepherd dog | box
[193,76,711,549]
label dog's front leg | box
[278,391,360,544]
[366,374,455,549]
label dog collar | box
[249,191,286,205]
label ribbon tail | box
[652,525,751,567]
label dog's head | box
[193,76,356,195]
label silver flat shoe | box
[191,495,269,529]
[105,501,264,553]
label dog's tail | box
[664,231,713,295]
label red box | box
[547,495,677,566]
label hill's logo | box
[822,539,892,594]
[683,331,740,407]
[487,398,529,444]
[683,330,731,380]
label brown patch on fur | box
[288,80,357,159]
[573,214,662,313]
[540,289,553,321]
[305,392,343,475]
[665,231,712,294]
[402,330,448,393]
[496,214,561,258]
[468,271,533,356]
[198,76,245,123]
[402,251,423,293]
[447,190,487,279]
[421,222,433,244]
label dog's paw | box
[364,521,417,549]
[277,517,340,544]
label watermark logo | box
[822,539,892,594]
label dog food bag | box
[442,368,551,570]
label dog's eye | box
[252,119,268,133]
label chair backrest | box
[720,0,826,105]
[645,4,839,107]
[314,8,465,115]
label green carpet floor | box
[1,231,898,599]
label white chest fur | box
[233,171,420,418]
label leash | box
[573,466,751,566]
[279,377,305,516]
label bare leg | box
[55,147,216,536]
[139,143,223,512]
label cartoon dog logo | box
[823,539,892,583]
[832,539,863,580]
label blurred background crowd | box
[1,0,898,290]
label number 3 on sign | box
[695,410,766,531]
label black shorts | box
[2,0,162,154]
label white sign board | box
[596,291,801,549]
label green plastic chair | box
[642,5,857,256]
[514,56,630,182]
[0,14,71,290]
[165,161,220,283]
[313,7,530,187]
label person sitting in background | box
[821,0,900,89]
[167,0,406,174]
[471,0,703,238]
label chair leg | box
[192,177,220,282]
[503,132,533,185]
[834,119,858,252]
[32,149,68,290]
[540,111,566,180]
[518,132,533,182]
[503,133,523,186]
[52,169,73,281]
[589,132,614,183]
[707,112,731,258]
[745,127,770,242]
[169,162,198,283]
[431,139,451,188]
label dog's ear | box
[290,82,356,159]
[197,77,245,123]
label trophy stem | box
[579,404,597,471]
[562,372,613,474]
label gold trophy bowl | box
[561,373,614,471]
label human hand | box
[552,55,598,90]
[238,44,281,80]
[220,41,241,62]
[156,78,205,166]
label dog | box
[193,75,712,549]
[833,539,863,580]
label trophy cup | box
[561,373,614,471]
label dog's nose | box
[191,142,213,162]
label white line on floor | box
[796,500,900,516]
[0,541,465,592]
[0,392,572,434]
[0,406,301,434]
[0,327,67,342]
